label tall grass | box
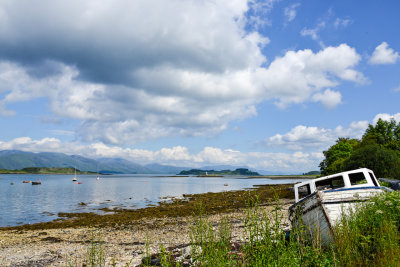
[189,191,400,267]
[86,230,106,267]
[190,195,334,266]
[78,191,400,266]
[333,191,400,266]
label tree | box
[343,144,400,179]
[319,119,400,179]
[363,118,400,151]
[319,138,360,176]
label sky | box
[0,0,399,173]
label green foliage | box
[190,196,335,266]
[320,119,400,179]
[364,118,400,150]
[74,193,400,266]
[333,191,400,266]
[189,193,400,266]
[319,138,359,175]
[303,171,321,175]
[87,230,106,267]
[190,203,237,266]
[344,144,400,179]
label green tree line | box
[320,118,400,179]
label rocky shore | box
[0,185,294,266]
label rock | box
[141,255,161,266]
[379,178,400,191]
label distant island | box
[0,167,97,175]
[178,168,260,176]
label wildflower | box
[384,200,392,206]
[375,210,383,214]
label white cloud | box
[246,0,280,30]
[300,21,326,48]
[0,44,364,145]
[334,18,351,28]
[0,1,365,145]
[265,120,369,151]
[311,89,342,109]
[284,3,300,23]
[372,113,400,124]
[369,42,400,65]
[264,113,400,153]
[259,44,364,108]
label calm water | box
[0,174,307,227]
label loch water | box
[0,174,307,227]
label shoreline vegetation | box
[1,185,399,266]
[178,168,260,176]
[0,184,399,266]
[0,184,294,266]
[1,184,293,231]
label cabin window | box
[315,176,345,190]
[298,184,311,199]
[369,172,378,186]
[349,172,368,185]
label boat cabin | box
[294,168,380,202]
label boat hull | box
[289,186,386,244]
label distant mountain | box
[0,151,96,171]
[0,150,300,175]
[97,158,154,174]
[144,163,189,174]
[0,150,148,174]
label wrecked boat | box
[289,168,390,243]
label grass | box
[8,185,400,266]
[186,191,400,266]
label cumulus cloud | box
[0,1,365,145]
[372,113,400,124]
[265,120,369,151]
[369,42,400,65]
[284,3,300,23]
[264,113,400,152]
[311,89,342,109]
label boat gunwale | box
[289,186,389,212]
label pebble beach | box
[0,185,294,266]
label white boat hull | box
[289,187,386,244]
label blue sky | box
[0,0,399,172]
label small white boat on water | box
[72,167,77,181]
[289,168,391,244]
